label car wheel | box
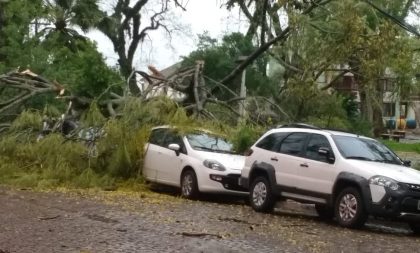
[315,204,334,219]
[249,176,275,213]
[181,170,199,199]
[409,223,420,234]
[335,187,367,228]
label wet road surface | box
[0,186,419,253]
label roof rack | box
[322,128,358,135]
[277,123,321,130]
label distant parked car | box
[240,124,420,233]
[143,126,246,198]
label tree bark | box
[97,0,185,96]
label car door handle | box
[271,157,278,162]
[300,163,308,168]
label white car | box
[143,126,246,198]
[239,124,420,233]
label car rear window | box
[256,132,289,151]
[278,132,309,156]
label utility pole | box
[236,56,248,123]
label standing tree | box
[217,0,420,133]
[96,0,187,95]
[37,0,103,51]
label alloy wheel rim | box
[182,174,193,196]
[252,181,267,207]
[339,193,358,222]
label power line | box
[364,0,420,37]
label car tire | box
[181,170,199,199]
[334,187,367,228]
[315,204,334,219]
[249,176,275,213]
[409,223,420,234]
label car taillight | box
[244,148,253,156]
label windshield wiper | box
[346,156,374,161]
[373,159,401,165]
[194,146,235,154]
[212,149,237,154]
[346,156,401,165]
[194,146,214,151]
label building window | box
[400,102,408,118]
[383,79,395,92]
[383,103,395,117]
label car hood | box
[195,151,245,171]
[346,160,420,184]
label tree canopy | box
[0,0,419,133]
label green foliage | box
[382,140,420,154]
[97,119,150,178]
[81,102,107,127]
[39,0,103,51]
[33,40,122,98]
[271,0,420,130]
[9,110,43,133]
[0,0,42,72]
[347,117,374,137]
[0,132,103,188]
[182,32,274,97]
[230,124,264,154]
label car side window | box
[163,131,183,147]
[256,132,289,151]
[278,132,309,156]
[162,130,187,154]
[149,129,168,146]
[305,134,332,163]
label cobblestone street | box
[0,186,419,253]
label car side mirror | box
[318,147,335,164]
[168,143,181,156]
[403,160,411,167]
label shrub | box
[9,110,43,133]
[230,124,264,154]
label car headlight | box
[203,160,226,171]
[369,175,399,191]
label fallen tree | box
[0,69,65,115]
[0,59,291,131]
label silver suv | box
[239,124,420,233]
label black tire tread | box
[181,170,199,199]
[334,187,367,228]
[249,176,275,213]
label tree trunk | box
[372,81,385,137]
[118,56,140,96]
[0,2,7,62]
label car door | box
[298,133,337,196]
[143,128,168,182]
[159,131,186,185]
[275,132,310,189]
[251,132,289,180]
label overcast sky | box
[87,1,246,71]
[87,1,420,72]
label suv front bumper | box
[368,183,420,221]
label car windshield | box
[186,132,235,154]
[333,135,403,165]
